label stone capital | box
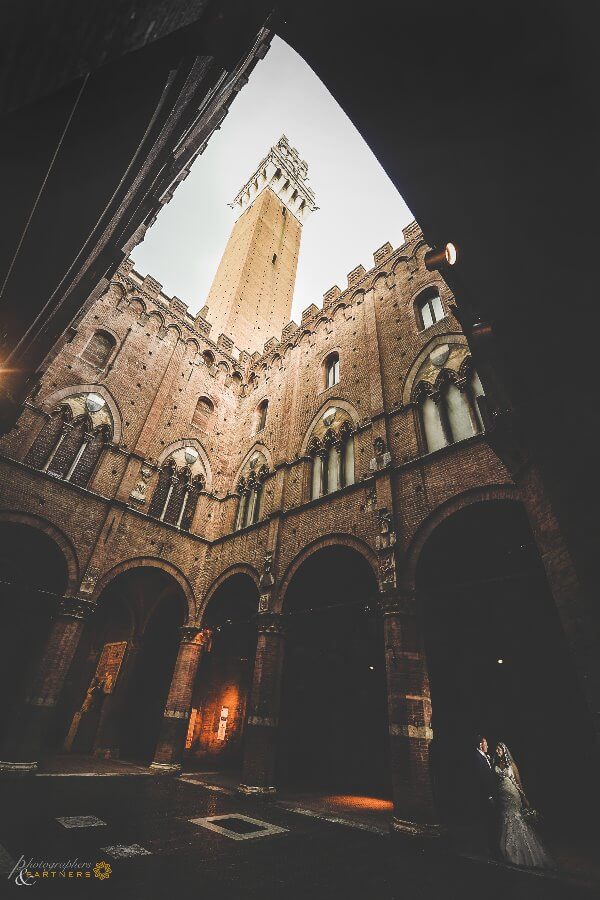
[179,625,211,646]
[57,596,97,620]
[377,591,418,618]
[256,612,285,636]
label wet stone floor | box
[0,776,596,899]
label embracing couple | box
[475,735,554,870]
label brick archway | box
[199,563,260,623]
[91,556,196,620]
[275,533,379,613]
[403,484,520,593]
[0,510,80,594]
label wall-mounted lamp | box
[424,242,458,272]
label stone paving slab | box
[0,776,596,899]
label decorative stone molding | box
[78,567,100,597]
[378,551,397,590]
[376,508,396,550]
[237,471,269,498]
[256,613,285,636]
[58,596,97,620]
[259,550,275,588]
[129,463,153,503]
[378,592,418,617]
[179,626,211,646]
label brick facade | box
[3,158,591,831]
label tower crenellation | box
[203,136,318,355]
[229,134,318,223]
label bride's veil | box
[497,741,525,793]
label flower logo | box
[93,861,112,880]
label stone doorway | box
[417,500,597,832]
[278,546,390,798]
[55,567,186,764]
[0,522,68,744]
[185,574,258,774]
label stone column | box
[380,591,440,836]
[151,626,211,774]
[239,612,285,795]
[0,596,96,774]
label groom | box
[472,734,498,857]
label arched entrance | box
[185,573,259,772]
[0,522,69,741]
[56,567,187,763]
[417,500,596,828]
[278,546,389,797]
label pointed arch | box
[128,297,147,316]
[157,438,212,491]
[274,533,379,614]
[199,563,261,622]
[232,442,274,484]
[401,333,467,406]
[0,510,80,593]
[299,398,359,455]
[90,556,197,620]
[402,485,521,593]
[40,384,122,444]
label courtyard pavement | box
[0,774,596,898]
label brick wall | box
[0,224,513,614]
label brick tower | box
[204,135,317,353]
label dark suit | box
[475,750,496,808]
[473,750,498,856]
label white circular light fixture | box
[445,242,458,266]
[85,393,106,413]
[497,658,504,665]
[424,241,459,272]
[183,446,199,466]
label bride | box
[493,742,555,870]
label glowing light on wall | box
[424,242,458,272]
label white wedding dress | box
[494,764,555,869]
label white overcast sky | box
[133,36,414,322]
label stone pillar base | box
[0,760,39,775]
[237,783,277,797]
[150,762,182,775]
[390,816,444,838]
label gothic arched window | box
[307,407,355,500]
[256,399,268,433]
[148,446,206,531]
[235,452,269,530]
[416,365,484,453]
[415,288,444,330]
[24,392,113,486]
[81,330,116,368]
[325,352,340,388]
